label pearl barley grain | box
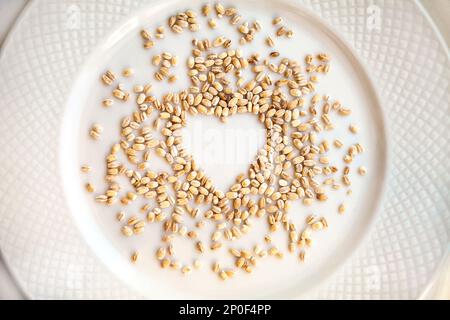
[81,165,91,173]
[123,68,134,77]
[358,166,367,176]
[349,124,359,134]
[85,183,95,193]
[131,251,140,263]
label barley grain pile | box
[83,3,366,280]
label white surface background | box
[0,0,448,300]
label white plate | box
[0,0,448,299]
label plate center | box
[183,113,266,193]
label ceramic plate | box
[0,0,448,299]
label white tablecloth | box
[0,0,448,300]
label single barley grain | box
[358,166,367,176]
[85,183,95,193]
[349,124,359,134]
[81,165,91,173]
[131,251,140,263]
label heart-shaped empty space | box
[183,114,266,193]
